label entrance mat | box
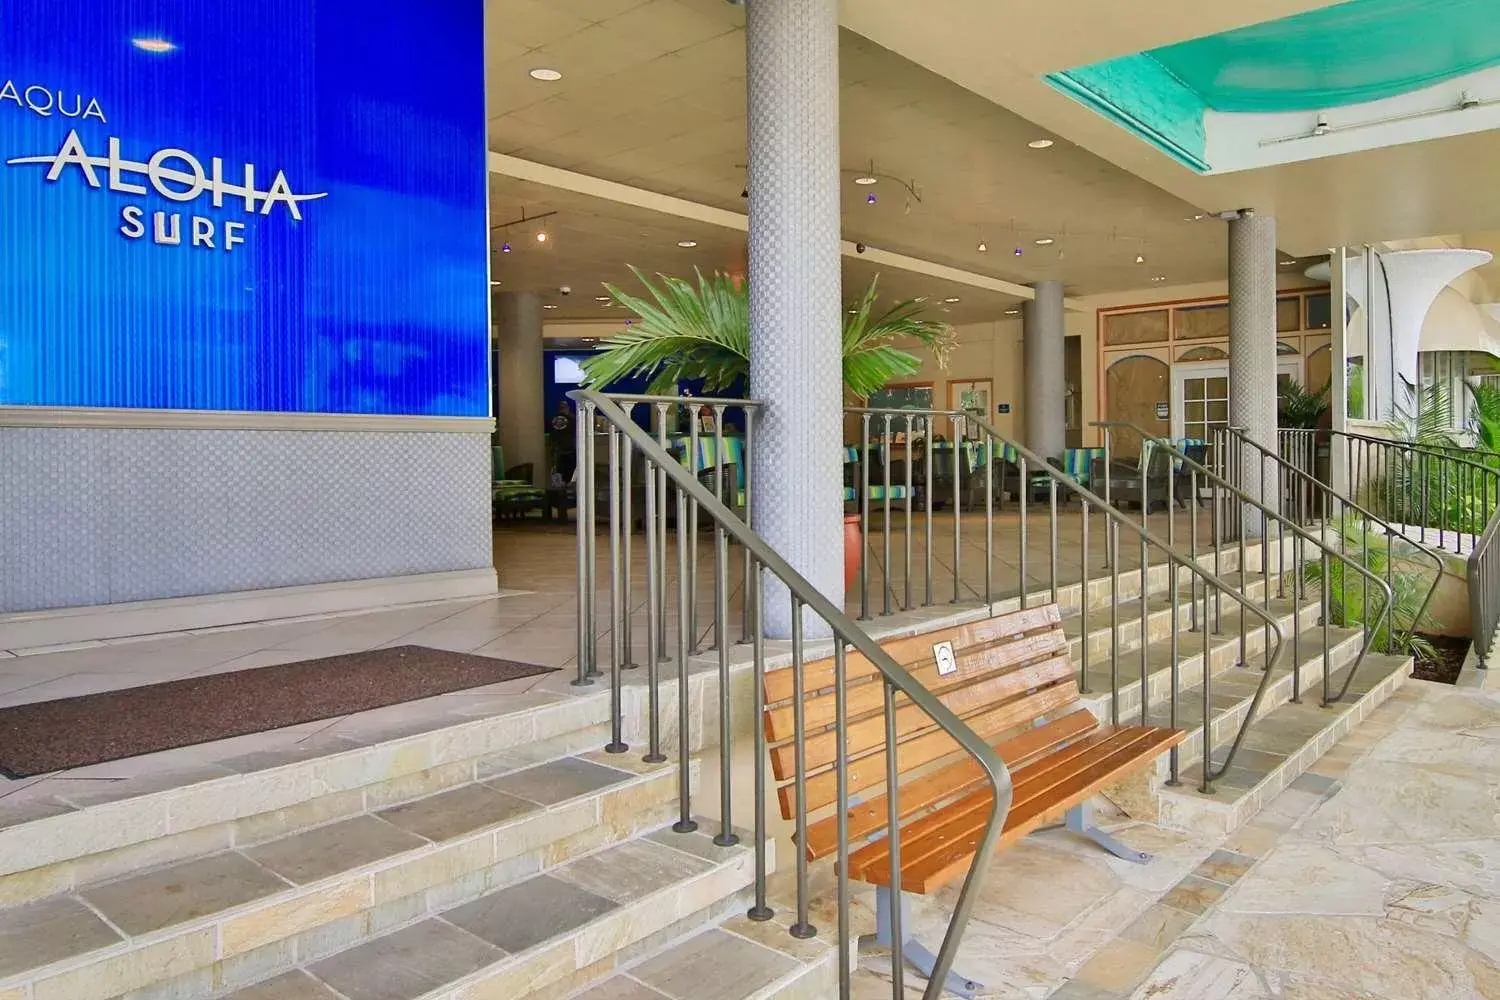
[0,646,556,778]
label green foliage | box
[1465,381,1500,458]
[1302,517,1437,660]
[1387,379,1457,448]
[1346,363,1365,420]
[1277,378,1329,429]
[580,267,954,398]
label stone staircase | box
[0,536,1413,1000]
[0,699,832,1000]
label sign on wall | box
[0,2,489,416]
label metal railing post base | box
[747,905,774,922]
[872,886,983,999]
[712,832,741,847]
[672,818,699,834]
[789,923,818,940]
[642,752,667,764]
[605,742,628,754]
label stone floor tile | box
[1126,948,1267,999]
[0,896,123,978]
[575,978,672,1000]
[1118,903,1196,951]
[81,852,288,936]
[243,815,426,885]
[307,919,501,1000]
[1049,981,1124,1000]
[646,823,747,864]
[483,756,634,806]
[224,970,345,999]
[630,929,799,1000]
[1194,850,1257,886]
[554,838,711,903]
[376,782,537,842]
[1072,938,1162,994]
[1158,875,1228,916]
[442,873,618,953]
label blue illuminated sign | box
[0,2,489,416]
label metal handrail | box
[1469,507,1500,669]
[1230,427,1444,654]
[1318,428,1500,553]
[855,406,1288,790]
[1095,421,1395,706]
[573,389,1009,1000]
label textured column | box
[745,0,844,639]
[494,291,545,485]
[1228,211,1279,536]
[1023,281,1067,459]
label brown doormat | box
[0,646,556,778]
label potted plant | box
[581,266,954,586]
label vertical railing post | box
[574,399,596,688]
[606,426,628,754]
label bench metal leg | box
[1065,801,1151,864]
[872,885,985,999]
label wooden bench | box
[761,604,1184,997]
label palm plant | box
[580,267,953,397]
[1277,378,1329,429]
[1303,517,1438,661]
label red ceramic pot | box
[843,514,863,590]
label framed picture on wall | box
[947,379,991,439]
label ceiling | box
[839,0,1500,256]
[488,177,1027,324]
[483,0,1235,315]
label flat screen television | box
[553,355,587,384]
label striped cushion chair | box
[670,434,747,507]
[1063,447,1106,487]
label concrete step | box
[1155,653,1411,836]
[1076,595,1323,724]
[0,752,692,1000]
[216,824,797,1000]
[562,913,837,1000]
[0,707,613,909]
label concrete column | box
[1329,247,1350,497]
[494,291,545,485]
[745,0,844,638]
[1228,211,1279,536]
[1023,281,1067,459]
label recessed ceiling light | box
[677,240,698,248]
[529,68,563,81]
[594,295,611,302]
[1279,259,1298,267]
[1135,254,1146,264]
[490,280,501,286]
[1035,237,1054,246]
[854,175,878,185]
[977,241,988,252]
[132,37,177,53]
[1027,139,1054,149]
[1004,308,1020,315]
[943,297,961,303]
[535,231,547,243]
[1151,275,1168,282]
[543,303,559,309]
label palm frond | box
[581,268,749,395]
[581,269,951,399]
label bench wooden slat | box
[767,654,1074,779]
[761,605,1063,704]
[762,626,1068,743]
[799,708,1099,861]
[848,726,1150,879]
[782,680,1079,817]
[858,727,1185,892]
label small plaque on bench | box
[933,640,958,676]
